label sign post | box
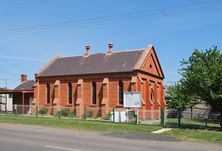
[124,92,141,124]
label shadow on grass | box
[165,119,222,131]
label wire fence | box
[0,104,164,125]
[166,108,222,129]
[2,104,220,129]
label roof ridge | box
[60,52,105,59]
[111,48,145,54]
[58,49,144,59]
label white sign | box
[124,92,141,107]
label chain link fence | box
[166,108,222,129]
[0,104,165,125]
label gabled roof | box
[37,44,164,79]
[38,49,144,77]
[14,80,34,91]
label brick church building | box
[33,43,165,118]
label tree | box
[165,83,197,127]
[180,46,222,113]
[166,83,191,111]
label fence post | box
[14,104,17,116]
[204,111,208,128]
[160,107,165,127]
[35,105,38,118]
[177,108,181,128]
[83,107,87,120]
[58,106,61,119]
[135,108,139,124]
[125,108,128,123]
[113,108,115,122]
[191,107,193,119]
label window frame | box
[119,81,124,105]
[150,88,154,101]
[92,82,96,105]
[68,82,72,105]
[46,83,50,104]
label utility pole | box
[5,79,7,88]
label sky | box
[0,0,222,88]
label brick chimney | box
[21,74,27,82]
[84,44,90,57]
[107,42,113,55]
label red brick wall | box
[35,72,164,118]
[35,47,165,118]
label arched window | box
[150,88,154,102]
[47,83,50,104]
[119,81,124,105]
[68,82,72,104]
[92,82,96,104]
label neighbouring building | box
[0,74,34,114]
[33,43,166,119]
[0,87,13,112]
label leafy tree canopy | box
[165,83,198,111]
[180,46,222,113]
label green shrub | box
[38,107,48,115]
[82,109,93,119]
[95,110,102,118]
[86,109,93,118]
[68,111,76,118]
[104,113,111,120]
[61,109,69,117]
[54,111,59,117]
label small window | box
[47,83,50,104]
[68,82,72,104]
[119,81,124,105]
[92,82,96,104]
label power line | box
[0,1,221,36]
[1,1,220,33]
[0,0,43,9]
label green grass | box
[1,115,221,142]
[165,128,222,142]
[0,115,160,133]
[165,118,222,142]
[166,118,221,128]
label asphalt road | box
[0,123,221,151]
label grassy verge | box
[1,115,221,142]
[165,118,222,142]
[0,115,160,133]
[165,128,222,142]
[166,118,220,128]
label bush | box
[104,113,111,120]
[54,111,59,117]
[54,109,76,118]
[68,111,76,118]
[61,109,69,117]
[38,107,48,115]
[82,109,93,119]
[86,109,93,118]
[95,110,102,118]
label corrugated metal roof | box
[39,49,144,77]
[14,80,34,91]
